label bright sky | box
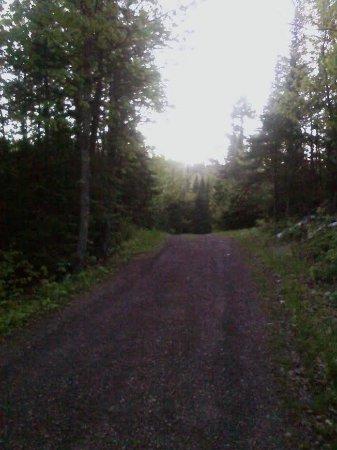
[140,0,295,164]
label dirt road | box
[1,235,289,449]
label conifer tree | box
[193,178,212,234]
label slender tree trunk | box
[20,73,28,142]
[20,116,28,142]
[272,145,280,222]
[320,31,337,212]
[309,122,315,171]
[0,109,6,139]
[77,99,92,267]
[89,77,103,156]
[76,34,93,268]
[101,78,118,256]
[43,74,50,146]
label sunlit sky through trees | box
[140,0,295,164]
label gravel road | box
[1,235,289,449]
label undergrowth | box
[227,226,337,449]
[0,229,166,338]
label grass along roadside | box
[224,228,337,449]
[0,229,167,339]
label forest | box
[216,0,337,229]
[0,0,337,310]
[2,1,337,447]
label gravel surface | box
[1,235,289,449]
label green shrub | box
[310,251,337,284]
[306,229,337,284]
[0,250,41,303]
[283,225,307,241]
[0,228,167,336]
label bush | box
[310,250,337,284]
[306,229,337,284]
[281,224,307,241]
[0,250,42,303]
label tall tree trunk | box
[77,96,92,267]
[76,35,93,268]
[43,74,50,146]
[89,77,103,156]
[272,145,280,222]
[0,108,6,139]
[101,78,117,256]
[320,30,337,212]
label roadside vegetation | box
[210,4,337,442]
[229,221,337,448]
[0,0,173,334]
[1,1,337,447]
[0,229,166,338]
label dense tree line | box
[0,0,168,277]
[150,157,213,234]
[2,0,337,297]
[213,0,337,229]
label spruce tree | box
[193,178,212,234]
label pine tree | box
[193,178,212,234]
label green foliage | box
[119,229,166,255]
[279,224,308,242]
[0,0,173,334]
[193,178,212,234]
[150,157,213,234]
[0,250,41,303]
[229,227,337,445]
[0,0,169,278]
[216,0,337,228]
[271,218,337,284]
[0,229,166,336]
[307,228,337,284]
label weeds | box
[227,227,337,448]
